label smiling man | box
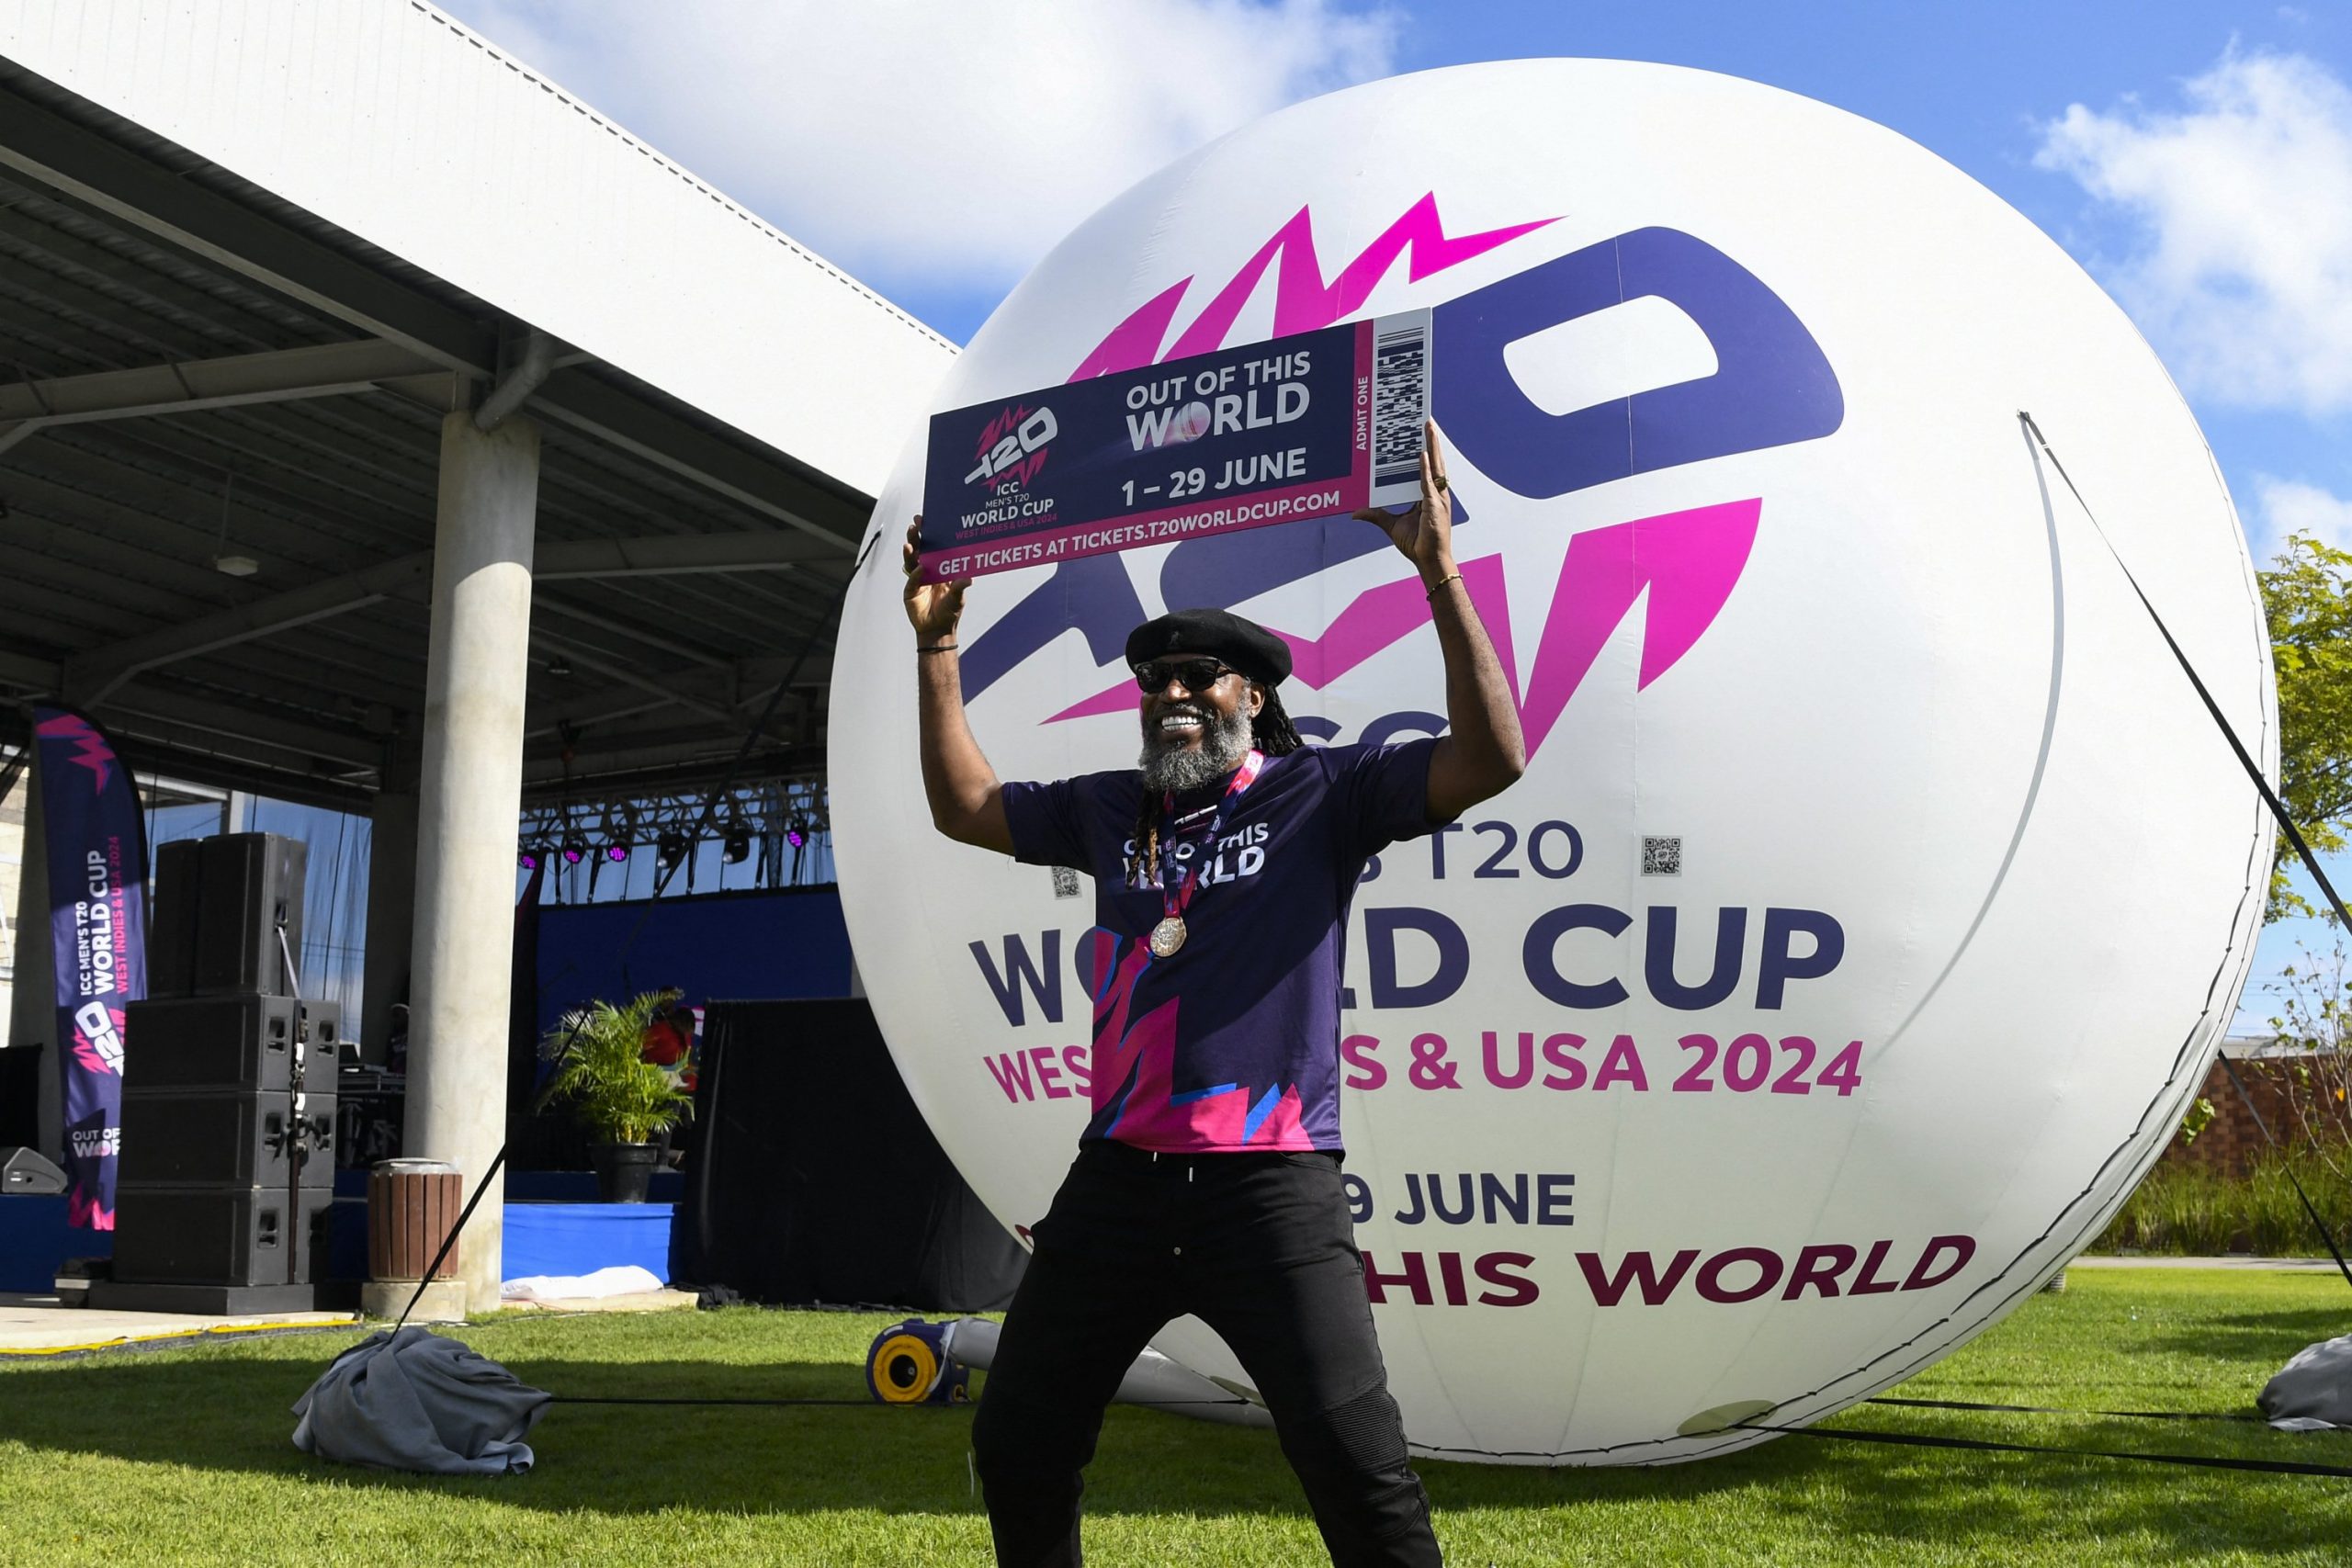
[905,423,1524,1567]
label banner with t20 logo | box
[917,310,1430,582]
[32,705,147,1231]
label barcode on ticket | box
[1368,309,1433,505]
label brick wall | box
[2157,1053,2348,1176]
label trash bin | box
[369,1158,461,1281]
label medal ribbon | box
[1158,749,1263,930]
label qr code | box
[1049,866,1081,900]
[1641,836,1682,877]
[1371,316,1431,488]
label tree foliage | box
[2264,942,2352,1190]
[2261,531,2352,922]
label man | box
[905,422,1524,1566]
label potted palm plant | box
[537,988,695,1202]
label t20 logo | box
[966,403,1059,492]
[957,198,1843,758]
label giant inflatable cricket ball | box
[829,60,2275,1462]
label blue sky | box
[444,0,2352,1029]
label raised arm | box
[1353,422,1527,823]
[905,517,1015,853]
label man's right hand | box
[906,517,1013,853]
[903,516,970,641]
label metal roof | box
[0,21,945,812]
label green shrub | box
[2097,1144,2352,1255]
[536,988,695,1145]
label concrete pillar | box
[405,411,539,1313]
[362,727,420,1066]
[6,759,59,1158]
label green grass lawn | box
[3,1270,2348,1566]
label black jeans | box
[969,1140,1441,1566]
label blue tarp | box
[1,1192,674,1292]
[0,1195,111,1292]
[502,1202,673,1281]
[534,886,853,1035]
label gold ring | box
[1434,476,1449,491]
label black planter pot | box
[591,1141,660,1203]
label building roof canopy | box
[0,5,956,810]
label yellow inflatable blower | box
[864,1318,971,1405]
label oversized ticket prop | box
[917,312,1430,581]
[831,61,2273,1463]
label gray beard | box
[1138,704,1254,793]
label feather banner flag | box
[32,705,147,1230]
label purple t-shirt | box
[1002,739,1439,1154]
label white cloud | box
[2035,51,2352,417]
[438,0,1396,297]
[2254,474,2352,558]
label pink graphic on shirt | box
[1048,497,1760,756]
[1084,932,1317,1151]
[1072,193,1557,380]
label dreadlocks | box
[1254,683,1304,757]
[1126,682,1303,888]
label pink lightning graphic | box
[1049,500,1761,757]
[35,711,115,794]
[1073,193,1557,380]
[1083,932,1313,1149]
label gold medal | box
[1147,750,1260,964]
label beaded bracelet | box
[1424,572,1464,602]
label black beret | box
[1125,607,1293,685]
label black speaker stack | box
[92,834,343,1314]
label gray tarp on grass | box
[2260,1333,2352,1432]
[293,1326,551,1474]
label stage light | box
[518,847,539,870]
[656,831,687,867]
[786,817,807,849]
[604,843,628,863]
[722,828,751,863]
[560,834,587,865]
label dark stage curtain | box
[0,1044,40,1148]
[673,998,1026,1311]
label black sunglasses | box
[1133,658,1238,694]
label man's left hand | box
[1352,417,1527,819]
[1352,417,1456,583]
